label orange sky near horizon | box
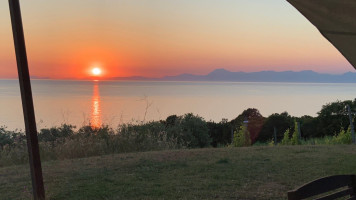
[0,0,354,79]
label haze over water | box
[1,80,356,130]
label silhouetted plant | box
[280,129,290,145]
[38,124,75,143]
[232,125,251,147]
[331,126,352,144]
[290,121,300,145]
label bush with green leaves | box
[279,121,301,146]
[0,113,212,166]
[280,129,290,145]
[290,121,300,145]
[180,113,211,148]
[117,121,179,152]
[38,124,75,143]
[331,126,352,144]
[232,125,251,147]
[165,113,211,148]
[0,127,25,148]
[0,127,13,149]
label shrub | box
[232,125,251,147]
[0,127,25,149]
[0,121,185,166]
[164,113,210,148]
[268,138,275,146]
[38,124,75,144]
[257,112,293,142]
[117,122,179,152]
[290,121,300,145]
[180,113,211,148]
[331,126,352,144]
[280,129,290,145]
[0,127,13,148]
[0,143,28,167]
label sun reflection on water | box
[90,83,101,128]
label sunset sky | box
[0,0,354,79]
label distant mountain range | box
[112,68,356,83]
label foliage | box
[280,129,290,145]
[232,125,251,147]
[300,136,333,145]
[257,112,294,142]
[165,113,211,148]
[297,115,318,138]
[290,121,300,145]
[0,127,25,149]
[268,138,275,146]
[331,126,352,144]
[230,108,265,144]
[179,113,211,148]
[39,124,75,143]
[0,113,212,166]
[316,100,356,137]
[256,99,356,142]
[0,127,13,148]
[207,119,231,147]
[117,122,179,152]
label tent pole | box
[8,0,45,199]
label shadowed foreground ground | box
[1,145,356,199]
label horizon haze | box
[6,68,355,83]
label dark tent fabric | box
[287,0,356,70]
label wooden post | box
[347,105,356,144]
[231,126,234,144]
[8,0,45,199]
[273,126,277,146]
[297,122,302,141]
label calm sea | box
[1,80,356,130]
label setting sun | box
[92,67,102,76]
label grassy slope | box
[1,145,356,200]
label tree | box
[317,99,356,137]
[230,108,265,144]
[165,113,211,148]
[207,119,231,147]
[232,125,251,147]
[180,113,211,148]
[297,115,318,138]
[257,112,294,142]
[165,115,179,127]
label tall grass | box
[0,123,182,167]
[0,113,212,167]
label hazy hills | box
[113,68,356,83]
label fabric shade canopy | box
[287,0,356,70]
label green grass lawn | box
[1,145,356,199]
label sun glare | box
[92,67,102,76]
